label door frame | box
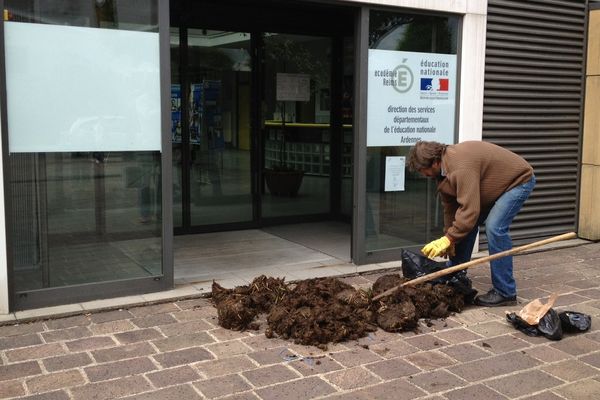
[171,0,355,235]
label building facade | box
[0,0,595,314]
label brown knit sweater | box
[438,141,533,242]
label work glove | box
[421,236,452,259]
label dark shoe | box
[475,289,517,307]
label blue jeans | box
[448,175,536,297]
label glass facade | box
[366,11,459,252]
[4,1,163,294]
[0,1,469,311]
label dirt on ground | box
[212,273,468,348]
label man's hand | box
[442,242,456,258]
[421,236,452,259]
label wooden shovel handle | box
[372,232,577,301]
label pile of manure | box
[212,273,468,348]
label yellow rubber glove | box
[421,236,452,259]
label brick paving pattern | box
[1,243,599,399]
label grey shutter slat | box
[484,90,581,99]
[485,24,583,40]
[481,0,586,246]
[490,0,586,16]
[487,32,582,47]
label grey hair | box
[407,141,447,171]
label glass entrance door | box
[261,33,333,220]
[173,29,339,230]
[172,29,253,230]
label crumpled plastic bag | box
[508,308,564,340]
[517,293,558,325]
[537,308,563,340]
[507,308,563,340]
[506,312,540,336]
[559,311,591,332]
[401,249,478,303]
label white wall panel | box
[458,13,487,142]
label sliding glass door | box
[260,33,333,219]
[172,29,254,231]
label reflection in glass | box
[340,37,354,218]
[11,152,162,291]
[171,29,183,228]
[187,30,253,226]
[366,11,459,252]
[4,0,158,31]
[369,12,458,53]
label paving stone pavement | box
[1,243,599,400]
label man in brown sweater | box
[407,140,535,306]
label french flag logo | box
[420,78,449,91]
[420,78,433,90]
[438,78,449,91]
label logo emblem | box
[421,78,449,92]
[392,59,413,93]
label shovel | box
[372,232,577,301]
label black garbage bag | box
[506,312,540,337]
[538,308,563,340]
[401,249,478,303]
[401,249,448,280]
[559,311,592,332]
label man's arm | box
[440,193,458,233]
[445,170,481,242]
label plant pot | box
[264,168,304,197]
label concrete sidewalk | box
[1,242,599,400]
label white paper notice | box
[385,156,406,192]
[276,73,310,102]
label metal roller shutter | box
[481,0,588,245]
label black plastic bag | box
[538,309,563,340]
[506,312,540,336]
[559,311,591,332]
[401,249,478,303]
[401,249,448,280]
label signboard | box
[367,49,457,147]
[276,73,310,102]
